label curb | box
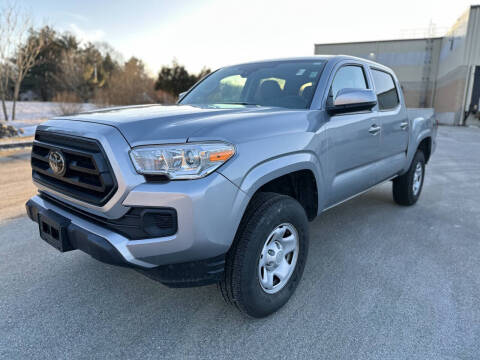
[0,141,33,150]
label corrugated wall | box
[433,8,471,124]
[464,6,480,67]
[464,6,480,112]
[313,5,480,125]
[314,38,441,108]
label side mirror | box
[326,88,377,115]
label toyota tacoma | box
[26,56,437,317]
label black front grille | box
[31,131,117,206]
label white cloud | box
[69,23,105,43]
[59,11,89,23]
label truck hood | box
[56,104,310,147]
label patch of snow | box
[1,101,97,137]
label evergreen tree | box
[155,61,211,97]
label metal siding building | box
[314,5,480,125]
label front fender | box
[237,152,325,215]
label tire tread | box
[219,192,307,317]
[393,150,425,206]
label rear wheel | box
[392,150,425,206]
[219,192,309,318]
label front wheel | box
[392,150,426,206]
[219,192,309,318]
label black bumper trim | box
[39,193,178,240]
[135,254,225,288]
[26,199,130,267]
[26,199,226,287]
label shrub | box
[53,91,83,116]
[0,124,23,138]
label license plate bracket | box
[38,210,73,252]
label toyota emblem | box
[48,150,66,176]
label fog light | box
[140,209,178,237]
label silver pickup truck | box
[26,56,437,317]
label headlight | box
[129,142,235,179]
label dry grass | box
[0,135,34,144]
[0,148,36,221]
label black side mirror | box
[327,88,377,115]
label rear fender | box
[403,112,435,173]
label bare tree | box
[0,1,43,121]
[53,48,85,97]
[11,16,44,120]
[0,61,12,121]
[0,3,17,121]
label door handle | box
[368,124,381,135]
[400,121,409,130]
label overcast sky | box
[21,0,479,74]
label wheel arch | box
[237,152,325,221]
[417,136,432,163]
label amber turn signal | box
[209,149,235,162]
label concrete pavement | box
[1,126,479,359]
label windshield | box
[180,60,326,110]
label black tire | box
[219,192,309,318]
[392,150,426,206]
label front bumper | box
[27,171,248,267]
[26,197,226,286]
[26,173,247,286]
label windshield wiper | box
[216,102,259,106]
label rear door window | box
[371,69,400,110]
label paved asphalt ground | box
[1,126,479,359]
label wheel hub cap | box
[258,223,299,294]
[412,163,423,196]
